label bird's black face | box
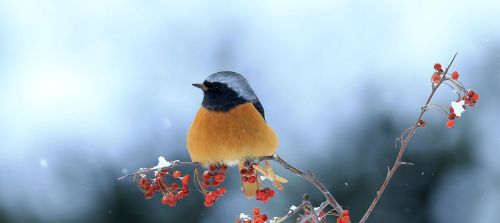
[194,81,247,111]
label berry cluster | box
[203,187,227,207]
[235,208,268,223]
[336,210,350,223]
[138,168,191,207]
[202,164,227,187]
[240,163,257,183]
[431,63,444,84]
[429,63,479,129]
[201,164,228,207]
[255,187,275,203]
[447,89,479,129]
[462,89,479,107]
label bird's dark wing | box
[252,99,266,121]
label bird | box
[187,71,278,197]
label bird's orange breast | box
[187,102,278,164]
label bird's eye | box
[203,82,228,90]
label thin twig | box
[117,161,201,181]
[118,154,346,221]
[273,201,309,223]
[358,52,458,223]
[260,154,344,216]
[299,201,319,223]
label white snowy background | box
[0,1,499,222]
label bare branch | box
[119,154,346,221]
[273,201,309,223]
[117,161,201,181]
[358,52,458,223]
[259,154,344,216]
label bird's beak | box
[192,83,208,91]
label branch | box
[260,154,344,216]
[298,201,319,223]
[358,52,458,223]
[273,200,310,223]
[118,154,346,220]
[117,160,201,181]
[274,197,329,223]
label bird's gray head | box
[192,71,262,113]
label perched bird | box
[187,71,278,197]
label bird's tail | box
[238,161,259,197]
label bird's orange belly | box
[187,102,278,164]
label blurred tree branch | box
[358,53,458,223]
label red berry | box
[240,169,248,175]
[206,192,217,201]
[446,120,454,128]
[168,200,176,207]
[211,180,221,186]
[161,194,170,205]
[202,171,211,180]
[173,170,181,178]
[182,175,190,185]
[341,216,350,223]
[267,189,275,197]
[204,200,213,207]
[448,113,456,120]
[255,188,275,202]
[209,164,217,172]
[247,176,256,183]
[217,187,227,195]
[202,180,210,187]
[472,92,479,101]
[253,207,260,216]
[451,71,459,80]
[139,177,148,186]
[171,182,179,190]
[182,185,189,193]
[214,173,225,183]
[247,167,255,175]
[342,210,349,216]
[434,63,442,70]
[220,164,228,171]
[254,219,264,223]
[468,89,475,97]
[144,190,155,199]
[261,214,268,221]
[432,74,441,83]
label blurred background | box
[1,1,499,222]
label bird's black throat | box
[201,82,248,112]
[200,81,265,120]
